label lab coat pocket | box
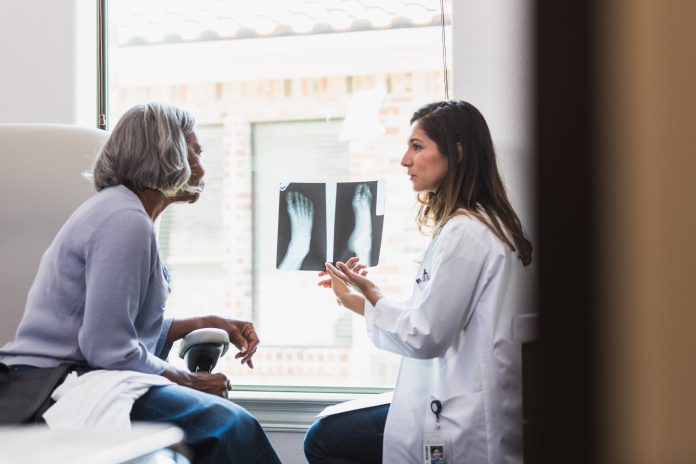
[425,392,487,463]
[384,404,421,463]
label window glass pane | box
[108,0,452,388]
[252,120,350,348]
[158,125,227,315]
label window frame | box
[97,0,452,397]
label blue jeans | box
[304,404,389,464]
[131,384,281,464]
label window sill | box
[228,390,386,432]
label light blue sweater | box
[0,185,173,374]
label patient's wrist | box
[205,315,223,330]
[161,366,189,386]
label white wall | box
[452,0,535,242]
[0,0,96,126]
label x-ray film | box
[276,180,385,271]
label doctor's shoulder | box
[430,213,490,259]
[436,211,514,261]
[439,211,491,243]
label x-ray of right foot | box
[279,191,314,270]
[347,183,373,266]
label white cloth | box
[43,370,172,430]
[364,214,535,464]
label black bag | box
[0,362,87,424]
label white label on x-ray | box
[376,179,385,216]
[325,182,336,263]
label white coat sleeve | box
[365,220,492,359]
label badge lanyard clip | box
[430,399,442,429]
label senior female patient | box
[304,101,533,463]
[0,102,281,464]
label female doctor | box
[304,100,533,464]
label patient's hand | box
[162,366,232,398]
[209,316,259,368]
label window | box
[107,0,452,388]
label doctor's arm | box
[371,229,490,358]
[330,226,490,359]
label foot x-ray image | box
[276,181,384,271]
[333,181,384,267]
[276,183,327,271]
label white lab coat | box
[364,213,533,464]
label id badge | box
[423,398,451,463]
[423,431,451,464]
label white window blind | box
[252,120,353,347]
[159,125,227,315]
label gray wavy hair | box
[90,102,197,197]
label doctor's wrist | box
[364,286,384,307]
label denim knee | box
[197,399,278,463]
[303,419,325,461]
[131,385,280,464]
[202,397,262,438]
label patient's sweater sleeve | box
[156,318,174,360]
[78,209,170,374]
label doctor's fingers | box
[325,262,351,284]
[324,266,354,294]
[320,258,367,277]
[343,257,369,277]
[317,269,332,288]
[353,264,368,276]
[336,261,371,289]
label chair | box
[0,124,107,346]
[0,123,231,464]
[179,328,230,372]
[0,123,228,367]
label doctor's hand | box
[323,262,366,315]
[324,261,384,314]
[318,257,368,288]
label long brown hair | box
[411,100,532,266]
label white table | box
[0,423,185,464]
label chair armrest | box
[178,328,230,373]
